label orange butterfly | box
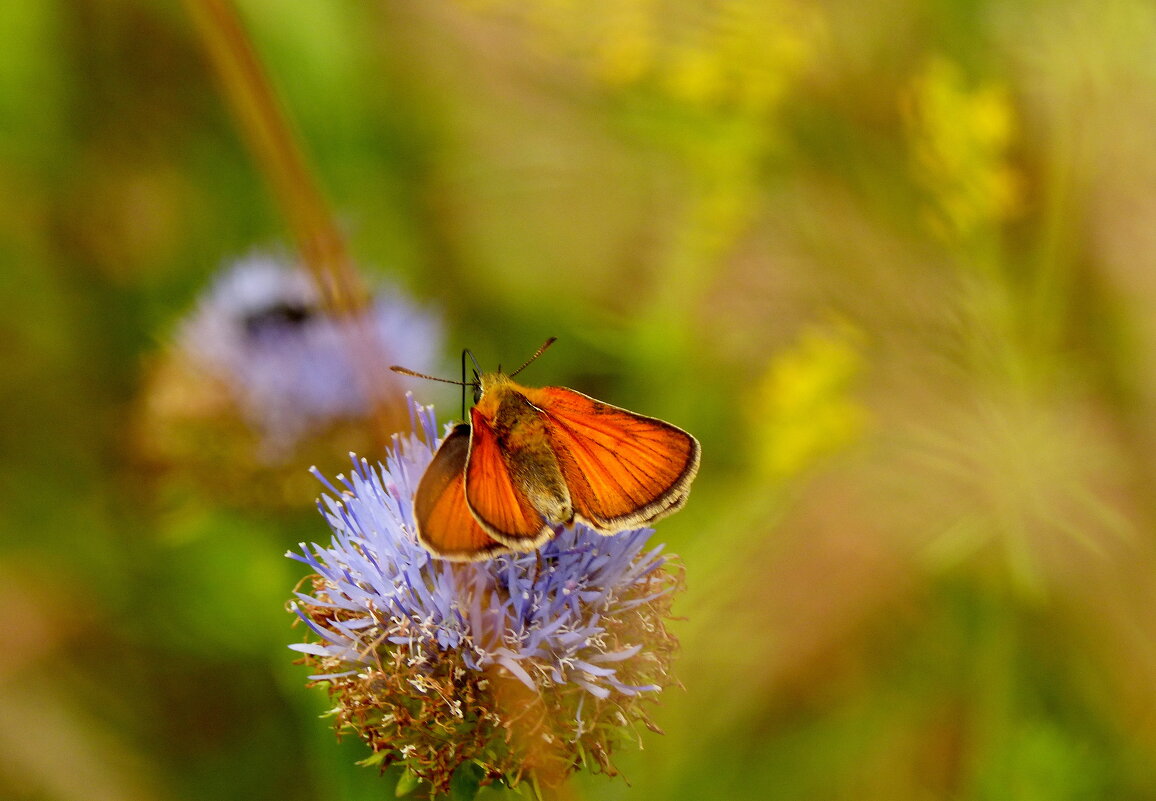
[391,339,701,561]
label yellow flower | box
[451,0,819,115]
[903,56,1021,240]
[749,322,870,480]
[593,0,657,86]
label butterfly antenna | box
[459,349,471,419]
[465,348,483,380]
[389,365,469,386]
[509,336,558,378]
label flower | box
[748,321,869,480]
[450,0,818,115]
[288,399,683,793]
[903,56,1021,241]
[177,253,443,458]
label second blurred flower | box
[136,252,443,509]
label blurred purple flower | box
[179,253,442,455]
[288,399,682,790]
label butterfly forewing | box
[464,408,555,549]
[526,386,701,531]
[413,424,510,561]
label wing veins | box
[541,409,671,507]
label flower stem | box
[184,0,412,443]
[183,0,368,316]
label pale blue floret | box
[289,399,672,700]
[179,254,442,455]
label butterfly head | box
[390,337,557,419]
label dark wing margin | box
[526,386,700,532]
[464,408,554,550]
[414,424,510,561]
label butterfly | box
[391,339,701,561]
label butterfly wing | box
[414,424,510,561]
[524,386,701,532]
[464,406,555,550]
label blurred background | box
[5,0,1156,798]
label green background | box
[5,0,1156,798]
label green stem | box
[183,0,368,316]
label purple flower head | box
[179,253,442,457]
[288,398,683,792]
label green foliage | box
[5,0,1156,799]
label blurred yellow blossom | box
[749,322,870,480]
[903,56,1022,241]
[592,0,657,86]
[452,0,818,114]
[666,0,813,113]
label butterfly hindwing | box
[413,424,510,561]
[464,407,555,549]
[525,386,701,531]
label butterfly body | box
[470,373,573,529]
[397,343,700,561]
